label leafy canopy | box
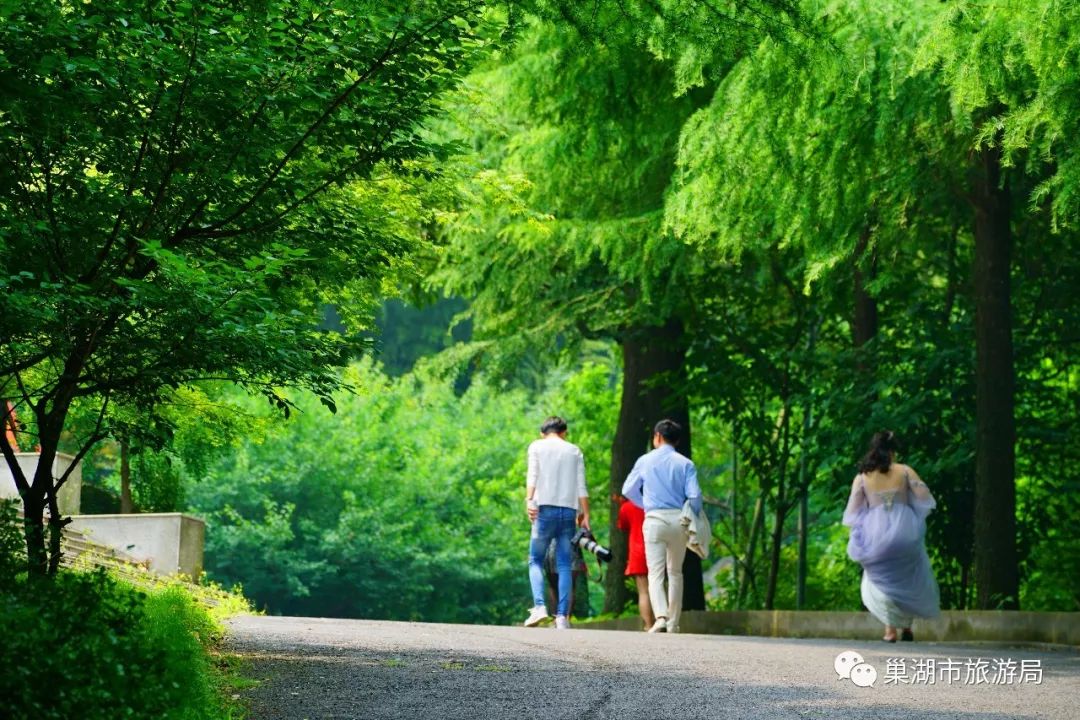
[0,0,506,455]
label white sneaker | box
[666,622,680,634]
[555,615,571,630]
[524,606,551,627]
[648,617,668,633]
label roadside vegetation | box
[0,501,252,720]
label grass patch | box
[213,652,260,719]
[439,660,466,670]
[475,664,512,672]
[380,658,407,668]
[0,500,254,720]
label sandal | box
[900,629,914,642]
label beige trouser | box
[644,509,688,632]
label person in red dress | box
[616,495,655,630]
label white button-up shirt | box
[526,435,587,510]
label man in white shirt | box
[524,416,590,629]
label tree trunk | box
[603,319,697,614]
[970,144,1019,609]
[0,401,43,572]
[764,401,792,610]
[730,432,739,592]
[795,322,817,610]
[764,495,786,610]
[33,412,71,576]
[796,486,808,609]
[736,491,765,608]
[47,480,68,575]
[23,430,62,577]
[21,495,48,576]
[120,441,135,514]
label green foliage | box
[803,524,863,611]
[189,358,620,622]
[0,570,233,720]
[914,0,1080,227]
[0,0,510,573]
[0,499,24,579]
[1021,534,1080,611]
[432,20,709,372]
[668,0,957,273]
[437,0,1080,612]
[140,587,222,717]
[374,297,472,378]
[530,0,816,68]
[4,0,1077,619]
[0,0,504,418]
[0,500,249,719]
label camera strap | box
[590,554,605,584]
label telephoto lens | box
[572,528,613,563]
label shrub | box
[0,502,242,720]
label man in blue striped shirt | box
[621,419,701,633]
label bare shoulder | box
[899,463,926,484]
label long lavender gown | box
[843,469,940,627]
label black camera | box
[572,527,612,563]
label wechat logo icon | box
[835,651,877,688]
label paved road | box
[227,616,1080,720]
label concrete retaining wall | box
[0,452,82,515]
[68,513,205,578]
[586,610,1080,645]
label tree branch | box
[82,76,169,285]
[175,4,480,243]
[136,24,201,238]
[193,121,403,240]
[0,348,54,378]
[169,10,330,233]
[187,26,407,236]
[55,395,110,490]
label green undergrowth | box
[0,501,254,720]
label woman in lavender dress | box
[844,431,940,642]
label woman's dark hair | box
[540,416,568,435]
[654,418,683,445]
[858,431,900,473]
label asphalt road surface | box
[227,616,1080,720]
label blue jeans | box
[528,505,576,616]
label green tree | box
[188,359,620,622]
[667,0,1080,611]
[912,0,1080,610]
[0,0,505,575]
[665,0,967,608]
[433,20,725,611]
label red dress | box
[617,499,648,576]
